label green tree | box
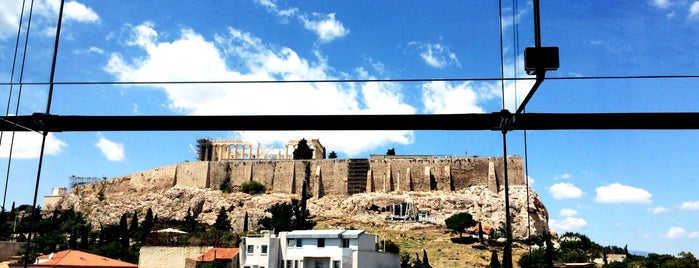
[243,211,249,233]
[422,249,431,268]
[328,151,337,159]
[219,177,232,193]
[292,138,313,160]
[257,199,315,234]
[444,212,476,237]
[400,253,412,268]
[478,222,485,243]
[140,208,154,243]
[119,213,129,248]
[301,162,311,212]
[380,239,400,254]
[184,207,196,232]
[241,180,266,195]
[213,207,231,232]
[129,212,139,242]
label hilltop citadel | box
[46,138,526,209]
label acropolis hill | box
[160,138,526,196]
[49,138,548,243]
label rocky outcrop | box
[54,178,548,240]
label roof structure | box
[8,250,137,268]
[189,248,240,262]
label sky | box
[1,0,699,257]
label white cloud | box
[595,183,652,204]
[301,13,349,43]
[104,23,426,157]
[648,206,668,214]
[665,226,699,239]
[548,182,583,200]
[549,217,588,233]
[254,0,298,17]
[0,132,67,159]
[651,0,672,9]
[253,1,346,43]
[680,200,699,210]
[0,0,97,39]
[36,0,99,23]
[560,209,578,217]
[408,42,461,69]
[421,81,496,114]
[689,1,699,19]
[95,133,125,161]
[63,1,99,22]
[555,173,572,180]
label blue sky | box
[1,0,699,257]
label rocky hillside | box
[53,174,548,241]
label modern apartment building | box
[239,229,399,268]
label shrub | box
[241,180,266,195]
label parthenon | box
[196,138,326,161]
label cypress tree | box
[490,250,501,268]
[423,248,431,268]
[119,213,129,248]
[243,211,249,233]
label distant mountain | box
[629,250,650,257]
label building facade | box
[239,230,399,268]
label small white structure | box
[239,229,399,268]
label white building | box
[239,230,400,268]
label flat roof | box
[285,229,355,239]
[341,230,365,239]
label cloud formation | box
[595,183,652,204]
[690,1,699,19]
[301,13,349,43]
[548,182,583,200]
[104,23,426,156]
[0,0,99,39]
[254,0,348,43]
[665,226,699,239]
[549,210,588,233]
[0,132,67,159]
[408,42,461,69]
[680,200,699,210]
[95,133,125,161]
[648,206,668,214]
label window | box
[295,260,299,268]
[296,238,302,247]
[341,239,350,248]
[333,260,341,268]
[261,245,268,255]
[317,238,325,247]
[247,245,254,254]
[286,260,293,268]
[287,239,295,247]
[315,260,323,268]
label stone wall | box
[0,241,24,262]
[104,155,524,196]
[129,165,177,190]
[139,246,210,268]
[175,161,210,188]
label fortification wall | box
[174,161,210,188]
[312,159,350,197]
[129,165,177,190]
[103,156,524,197]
